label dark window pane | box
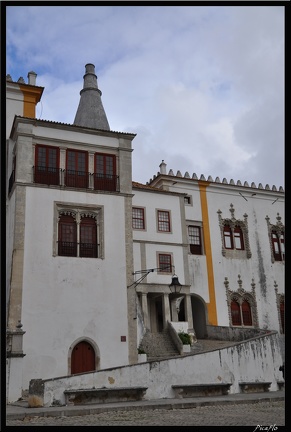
[231,301,241,325]
[188,226,202,255]
[242,300,252,326]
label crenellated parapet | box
[147,161,284,192]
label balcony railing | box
[93,173,119,192]
[58,241,97,258]
[80,242,98,258]
[65,169,89,189]
[33,167,120,192]
[33,166,61,186]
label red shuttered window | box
[34,145,59,185]
[65,150,88,188]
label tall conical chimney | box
[73,63,110,130]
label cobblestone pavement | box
[6,400,285,427]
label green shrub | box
[178,332,191,345]
[138,348,146,354]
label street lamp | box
[128,266,181,290]
[169,274,182,294]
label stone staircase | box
[139,329,180,361]
[139,331,241,361]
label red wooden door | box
[71,341,95,374]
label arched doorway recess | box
[71,340,95,374]
[191,295,208,339]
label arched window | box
[224,224,245,250]
[58,214,77,256]
[234,226,244,250]
[272,230,285,261]
[57,210,99,258]
[242,300,252,326]
[231,301,241,325]
[224,225,233,249]
[80,217,97,258]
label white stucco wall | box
[160,179,285,333]
[133,191,183,244]
[132,190,185,281]
[6,191,16,318]
[6,83,24,139]
[205,185,284,331]
[33,125,120,148]
[40,333,283,406]
[20,187,130,390]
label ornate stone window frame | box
[53,202,104,258]
[224,275,259,328]
[274,281,285,334]
[265,213,285,263]
[217,203,251,258]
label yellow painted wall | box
[199,181,218,325]
[19,85,43,118]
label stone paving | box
[6,400,285,426]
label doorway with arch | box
[70,339,99,374]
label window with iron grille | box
[94,153,117,191]
[34,144,60,185]
[58,214,77,257]
[158,254,172,273]
[65,149,88,189]
[132,207,145,229]
[80,217,97,258]
[188,225,202,255]
[157,210,171,232]
[57,208,101,258]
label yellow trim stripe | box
[199,181,218,325]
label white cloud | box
[6,5,284,188]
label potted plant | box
[137,348,147,362]
[178,332,191,353]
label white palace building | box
[6,64,284,403]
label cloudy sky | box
[6,5,285,189]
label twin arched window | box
[58,214,97,258]
[231,299,252,326]
[223,224,244,250]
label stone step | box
[139,329,180,359]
